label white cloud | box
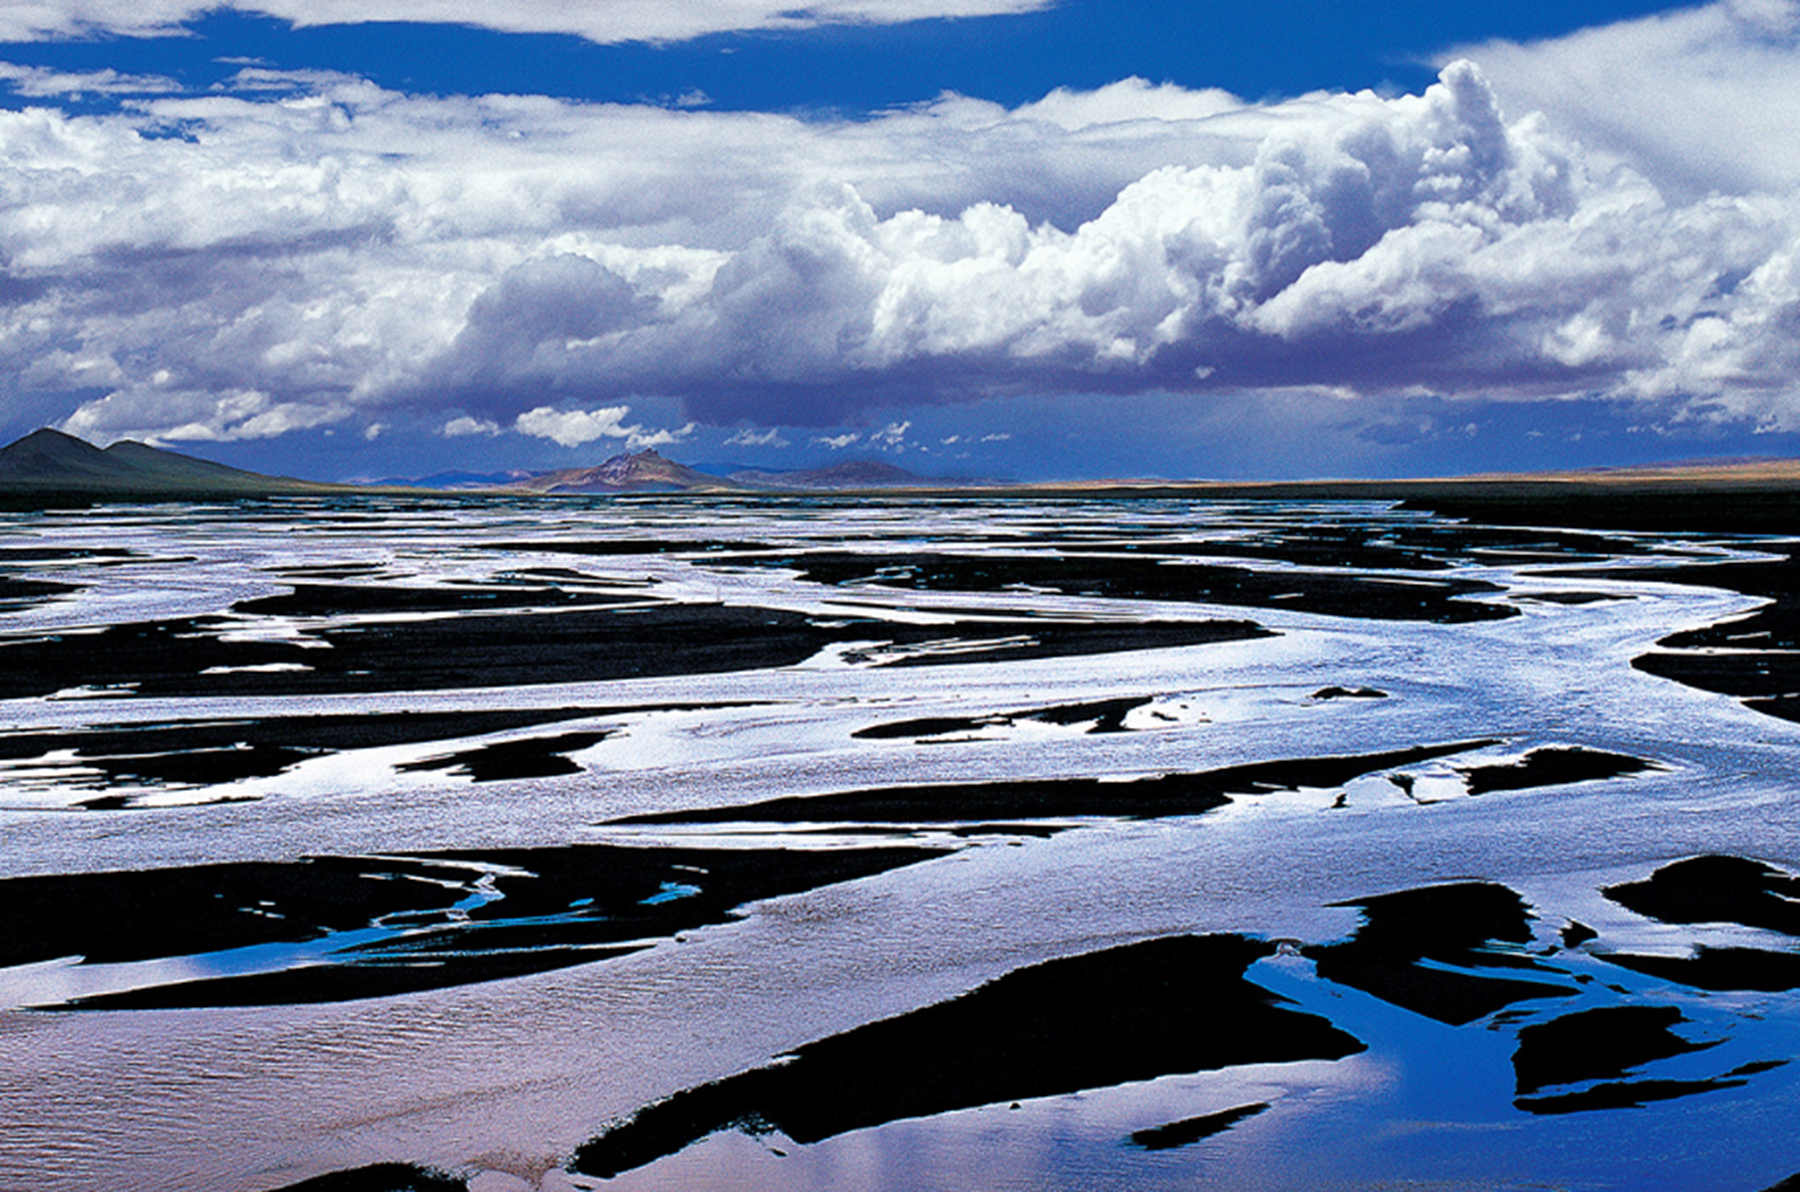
[627,421,696,449]
[58,387,351,445]
[0,64,183,97]
[515,406,637,448]
[1448,0,1800,200]
[870,420,910,446]
[513,405,691,449]
[725,427,791,447]
[441,415,502,437]
[814,432,861,449]
[0,0,1051,44]
[12,46,1800,443]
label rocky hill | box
[503,449,741,494]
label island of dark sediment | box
[609,740,1501,826]
[570,934,1364,1179]
[0,843,947,1009]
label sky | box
[3,0,1800,482]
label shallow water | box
[0,495,1797,1191]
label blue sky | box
[3,0,1800,481]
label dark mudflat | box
[1512,1005,1711,1095]
[1129,1102,1270,1151]
[1460,747,1658,795]
[735,549,1516,624]
[232,582,639,617]
[66,943,651,1009]
[852,696,1153,740]
[396,730,615,781]
[0,704,748,792]
[1601,946,1800,992]
[570,934,1363,1179]
[3,843,945,1008]
[0,576,78,611]
[611,740,1497,826]
[1603,855,1800,936]
[0,603,1268,700]
[272,1163,466,1192]
[482,538,778,557]
[866,619,1275,669]
[1304,882,1573,1025]
[1515,1075,1747,1115]
[1557,553,1800,721]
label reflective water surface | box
[1,495,1797,1191]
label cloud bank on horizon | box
[3,0,1800,477]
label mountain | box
[502,449,741,494]
[728,459,961,490]
[0,428,343,497]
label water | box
[0,495,1795,1191]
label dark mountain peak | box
[0,427,114,479]
[507,445,736,494]
[0,427,340,497]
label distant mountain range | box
[501,451,960,493]
[0,431,967,499]
[0,428,344,498]
[6,429,1800,514]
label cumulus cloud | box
[514,405,691,449]
[441,415,502,437]
[814,432,861,449]
[1448,0,1800,199]
[59,386,352,445]
[11,38,1800,444]
[0,0,1050,44]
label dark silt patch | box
[1128,1102,1270,1151]
[841,619,1274,669]
[1603,855,1800,937]
[482,538,777,557]
[1515,1075,1750,1115]
[1600,946,1800,992]
[729,549,1517,624]
[1,843,945,1009]
[1576,553,1800,723]
[0,603,1269,700]
[610,740,1498,827]
[231,581,641,617]
[1511,1005,1714,1096]
[395,730,614,781]
[852,696,1153,740]
[1459,747,1660,795]
[0,704,747,792]
[270,1163,467,1192]
[0,546,136,562]
[569,934,1364,1179]
[0,575,79,611]
[1512,591,1628,605]
[1304,882,1574,1025]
